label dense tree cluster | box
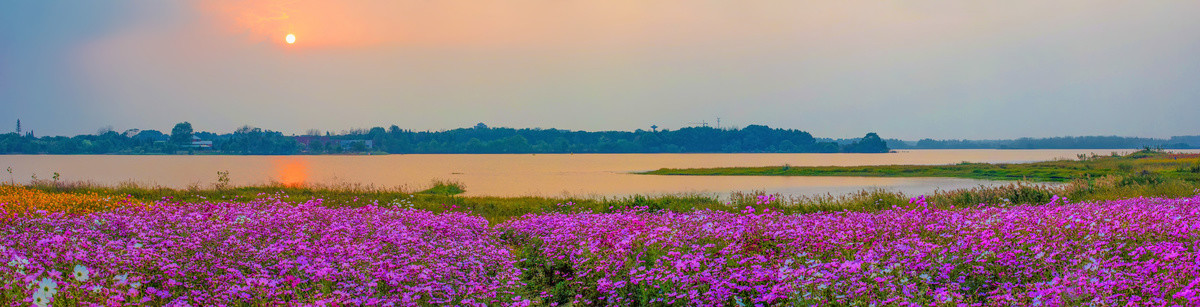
[351,124,883,154]
[0,125,300,155]
[0,129,169,154]
[0,122,891,154]
[898,136,1197,150]
[839,133,889,153]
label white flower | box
[32,278,58,306]
[113,273,129,285]
[73,264,90,282]
[130,282,142,289]
[36,278,58,295]
[90,285,104,293]
[31,292,51,307]
[7,255,29,269]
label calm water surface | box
[3,149,1194,198]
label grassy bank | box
[9,170,1199,223]
[642,149,1200,182]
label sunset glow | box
[273,157,308,186]
[7,1,1200,138]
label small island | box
[642,149,1200,183]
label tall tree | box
[15,119,20,134]
[170,122,194,145]
[842,132,890,153]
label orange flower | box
[0,186,146,216]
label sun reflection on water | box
[272,157,309,186]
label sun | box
[285,34,296,44]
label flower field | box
[502,196,1200,305]
[2,186,1199,306]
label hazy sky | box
[2,1,1198,139]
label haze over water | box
[6,149,1193,198]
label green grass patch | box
[641,149,1200,183]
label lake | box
[3,149,1194,198]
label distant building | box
[185,136,213,148]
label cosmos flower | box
[32,277,58,306]
[73,264,90,282]
[113,273,129,285]
[31,293,51,307]
[2,191,1197,305]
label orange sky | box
[197,0,736,49]
[194,0,989,49]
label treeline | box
[0,124,302,155]
[887,136,1199,150]
[359,124,887,154]
[0,122,891,155]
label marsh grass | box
[419,179,466,195]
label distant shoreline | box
[4,148,1195,157]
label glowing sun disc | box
[285,34,296,44]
